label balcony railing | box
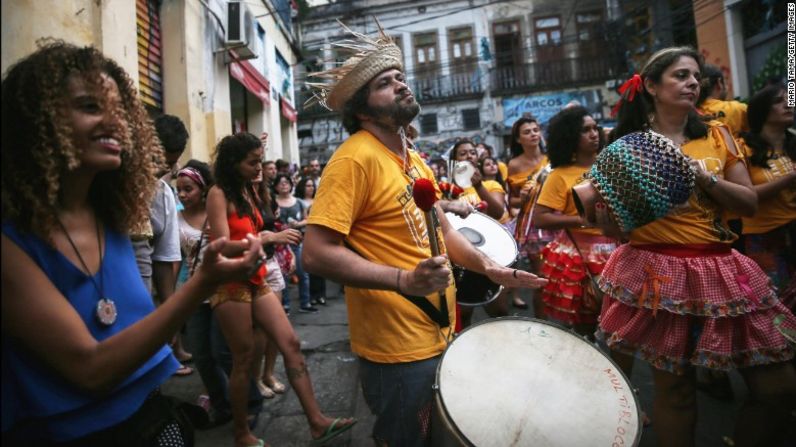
[491,56,620,95]
[411,70,483,103]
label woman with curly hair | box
[506,116,552,311]
[597,46,795,446]
[207,132,355,447]
[1,41,263,445]
[738,83,796,309]
[533,106,617,336]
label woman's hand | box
[261,228,302,245]
[197,234,264,285]
[689,159,717,189]
[519,181,533,201]
[470,164,483,188]
[593,202,627,240]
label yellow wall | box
[2,0,299,166]
[2,0,137,84]
[695,0,736,97]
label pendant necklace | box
[57,217,117,326]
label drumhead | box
[445,211,517,267]
[436,317,641,447]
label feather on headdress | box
[305,18,403,112]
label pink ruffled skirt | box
[596,244,795,375]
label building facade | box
[2,0,302,166]
[695,0,788,100]
[294,0,631,161]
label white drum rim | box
[444,211,519,267]
[434,316,643,447]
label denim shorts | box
[359,355,441,447]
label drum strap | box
[344,241,450,328]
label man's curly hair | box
[1,40,162,241]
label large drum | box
[445,211,518,307]
[433,318,642,446]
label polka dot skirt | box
[155,421,186,447]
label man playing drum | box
[302,19,547,447]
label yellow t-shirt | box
[631,123,745,245]
[739,141,796,234]
[498,161,508,182]
[699,98,749,137]
[458,180,509,223]
[536,165,602,236]
[308,130,456,363]
[506,156,550,199]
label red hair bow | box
[611,74,644,117]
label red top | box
[227,210,266,285]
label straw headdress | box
[305,18,403,112]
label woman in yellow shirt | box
[448,139,510,328]
[533,106,618,336]
[600,46,795,447]
[506,117,553,310]
[739,83,796,309]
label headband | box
[177,167,206,189]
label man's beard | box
[368,97,421,130]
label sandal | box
[310,417,357,446]
[174,365,193,376]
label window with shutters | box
[448,26,475,73]
[136,0,163,112]
[413,31,439,75]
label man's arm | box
[303,224,450,297]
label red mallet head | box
[475,201,488,211]
[412,178,438,212]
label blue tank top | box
[1,221,179,442]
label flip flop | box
[174,365,193,376]
[310,417,357,446]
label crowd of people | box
[1,20,794,447]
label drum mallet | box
[412,178,443,257]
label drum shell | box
[432,317,642,447]
[454,269,502,307]
[445,211,517,307]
